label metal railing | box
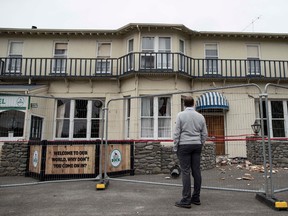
[1,53,288,79]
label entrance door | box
[30,115,43,140]
[204,115,225,155]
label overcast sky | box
[1,0,287,33]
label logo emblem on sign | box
[110,149,121,167]
[16,97,25,107]
[33,150,39,168]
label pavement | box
[0,173,288,216]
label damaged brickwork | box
[134,142,216,175]
[246,137,288,167]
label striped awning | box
[195,92,229,111]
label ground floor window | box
[141,96,171,139]
[0,110,25,137]
[261,100,288,137]
[55,99,104,140]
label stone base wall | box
[0,142,28,176]
[246,137,288,167]
[0,141,216,176]
[134,142,216,175]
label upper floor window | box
[141,96,171,139]
[96,42,111,74]
[141,37,171,69]
[6,41,23,73]
[205,43,219,75]
[127,39,134,71]
[179,39,185,71]
[53,42,68,73]
[247,44,261,75]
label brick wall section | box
[0,142,28,176]
[134,142,216,175]
[246,137,288,167]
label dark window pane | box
[57,99,70,118]
[73,119,87,138]
[91,119,102,138]
[92,100,103,118]
[272,120,285,137]
[263,119,268,136]
[74,100,87,118]
[0,110,24,137]
[271,101,283,118]
[56,119,69,138]
[261,100,267,118]
[158,97,171,116]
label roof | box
[0,23,287,39]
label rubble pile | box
[216,156,288,181]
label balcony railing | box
[1,52,288,79]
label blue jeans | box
[177,144,202,202]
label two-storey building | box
[1,23,288,158]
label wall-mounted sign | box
[33,150,39,168]
[0,96,28,109]
[45,145,96,175]
[110,149,122,167]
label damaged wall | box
[246,138,288,167]
[134,141,216,175]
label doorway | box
[30,115,43,140]
[204,115,225,155]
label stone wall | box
[0,142,28,176]
[134,142,216,175]
[0,141,216,176]
[246,137,288,167]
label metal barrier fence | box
[0,84,288,200]
[103,83,288,196]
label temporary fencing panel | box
[0,84,287,198]
[103,83,288,195]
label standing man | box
[173,96,208,209]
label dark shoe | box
[175,201,191,209]
[191,199,201,205]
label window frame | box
[179,39,185,71]
[127,38,134,71]
[0,110,25,140]
[140,36,172,70]
[124,96,131,139]
[6,41,23,74]
[52,42,68,74]
[96,42,112,74]
[204,43,219,75]
[55,99,104,140]
[260,99,288,138]
[246,44,261,75]
[140,96,172,139]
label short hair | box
[184,96,194,107]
